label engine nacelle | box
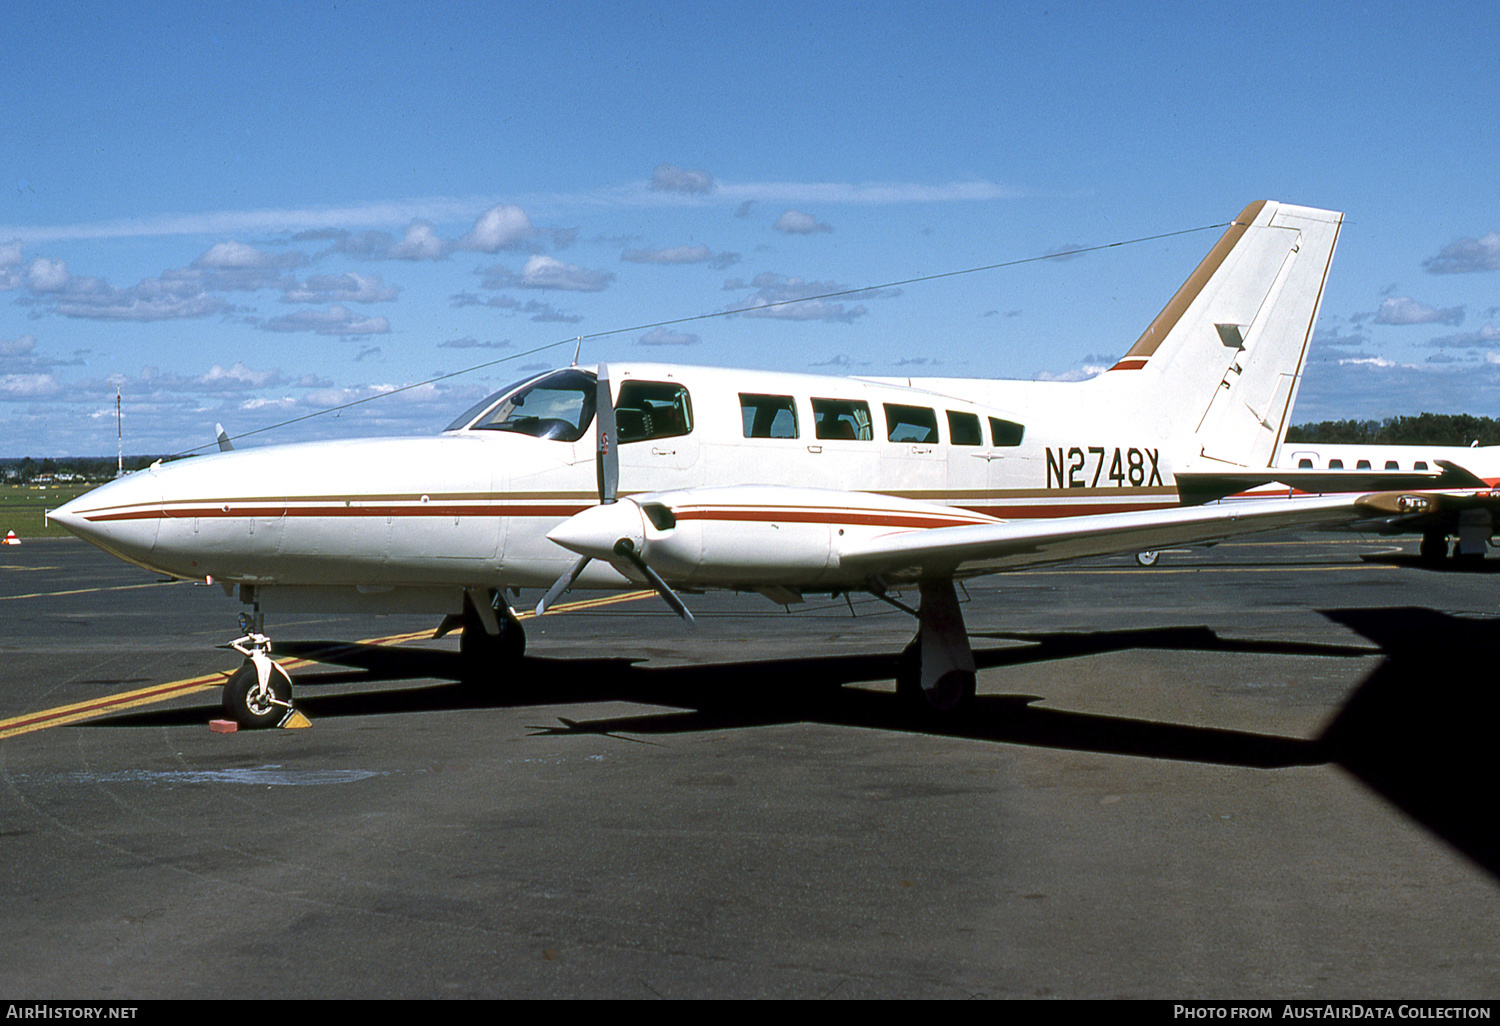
[546,485,1001,589]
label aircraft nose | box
[47,473,162,566]
[546,500,646,561]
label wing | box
[835,491,1413,580]
[544,484,1446,589]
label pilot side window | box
[460,368,596,442]
[811,398,872,440]
[740,394,799,438]
[947,411,982,446]
[885,404,940,444]
[616,381,693,443]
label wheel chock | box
[279,710,313,729]
[209,719,239,733]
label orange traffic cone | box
[2,530,19,546]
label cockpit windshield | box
[445,368,597,442]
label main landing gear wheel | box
[458,590,526,684]
[1135,550,1160,567]
[895,641,977,714]
[460,617,525,668]
[223,651,294,729]
[1419,532,1449,563]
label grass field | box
[0,484,95,540]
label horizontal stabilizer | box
[1174,460,1487,506]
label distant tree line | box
[1285,414,1500,447]
[1,456,172,483]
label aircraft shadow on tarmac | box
[1359,552,1500,574]
[92,607,1499,879]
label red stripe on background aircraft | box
[52,200,1467,727]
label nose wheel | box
[224,625,296,728]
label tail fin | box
[1096,200,1343,469]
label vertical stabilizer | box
[1097,201,1343,468]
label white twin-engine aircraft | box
[51,200,1449,727]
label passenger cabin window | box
[454,368,596,442]
[885,404,940,443]
[1298,458,1314,468]
[1384,460,1400,470]
[811,398,872,440]
[1328,459,1344,469]
[1356,460,1372,470]
[1414,461,1429,470]
[989,417,1025,447]
[616,381,693,443]
[740,394,798,438]
[947,411,982,446]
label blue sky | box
[3,1,1499,456]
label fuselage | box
[51,362,1190,601]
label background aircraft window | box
[466,368,596,441]
[884,404,940,444]
[1414,461,1429,470]
[1384,460,1400,470]
[989,417,1025,447]
[1298,458,1314,468]
[947,411,982,446]
[616,381,693,443]
[740,394,799,438]
[811,398,872,440]
[1328,459,1344,469]
[1356,460,1372,469]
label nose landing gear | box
[223,613,298,729]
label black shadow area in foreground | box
[89,608,1499,879]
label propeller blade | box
[595,363,618,505]
[215,423,234,452]
[535,555,591,616]
[613,539,694,624]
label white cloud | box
[511,255,613,292]
[1371,296,1464,326]
[1425,323,1500,348]
[459,204,536,252]
[27,257,70,292]
[650,164,715,195]
[0,373,61,398]
[723,272,896,323]
[193,241,300,270]
[1423,231,1500,274]
[282,272,400,304]
[773,210,832,235]
[389,221,446,260]
[258,304,391,336]
[620,244,740,269]
[194,363,284,390]
[0,334,37,358]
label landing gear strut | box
[894,579,977,714]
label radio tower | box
[116,386,123,478]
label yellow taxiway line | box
[0,590,653,741]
